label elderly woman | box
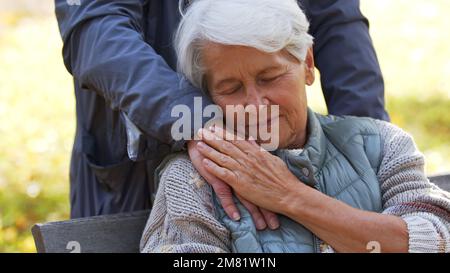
[140,0,450,253]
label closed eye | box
[218,83,242,95]
[259,74,282,84]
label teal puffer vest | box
[213,108,383,253]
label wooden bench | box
[32,174,450,253]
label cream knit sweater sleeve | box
[139,154,231,253]
[140,121,450,253]
[374,120,450,253]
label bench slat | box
[429,173,450,192]
[32,210,150,253]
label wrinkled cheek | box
[275,117,294,147]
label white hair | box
[175,0,314,91]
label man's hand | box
[187,140,279,230]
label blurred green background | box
[0,0,449,252]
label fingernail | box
[268,219,279,230]
[202,128,212,140]
[197,141,204,149]
[256,219,267,230]
[232,212,240,221]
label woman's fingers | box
[197,141,239,170]
[236,192,280,230]
[198,127,233,154]
[198,126,282,230]
[236,194,267,230]
[198,128,251,161]
[260,208,280,230]
[212,126,259,154]
[203,158,237,187]
[187,140,241,221]
[209,177,242,221]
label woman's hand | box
[196,126,304,215]
[188,140,280,230]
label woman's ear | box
[304,47,315,86]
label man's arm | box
[55,0,266,226]
[302,0,390,121]
[55,0,212,149]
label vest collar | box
[301,107,327,173]
[275,108,327,186]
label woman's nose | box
[245,86,269,107]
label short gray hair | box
[175,0,314,90]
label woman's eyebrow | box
[258,65,284,75]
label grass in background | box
[0,0,449,252]
[308,0,450,174]
[0,15,73,251]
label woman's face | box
[202,43,315,149]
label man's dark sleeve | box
[55,0,212,150]
[301,0,390,121]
